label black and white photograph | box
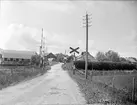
[0,0,137,105]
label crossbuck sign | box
[70,47,79,54]
[69,47,79,75]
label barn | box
[0,49,36,65]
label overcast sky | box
[0,0,137,57]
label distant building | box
[47,53,56,59]
[126,57,137,64]
[0,49,36,65]
[77,52,97,62]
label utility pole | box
[83,12,92,79]
[73,52,76,74]
[65,50,66,55]
[40,28,45,67]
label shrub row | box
[74,61,137,70]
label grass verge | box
[62,62,136,105]
[0,65,51,90]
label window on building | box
[4,58,7,61]
[10,58,13,61]
[16,59,19,61]
[13,58,16,61]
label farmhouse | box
[0,49,36,64]
[77,52,97,62]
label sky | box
[0,0,137,58]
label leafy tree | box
[66,55,73,62]
[31,54,41,66]
[120,57,127,62]
[56,53,65,62]
[105,50,120,62]
[96,51,108,61]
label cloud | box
[132,30,137,55]
[114,29,137,57]
[3,24,41,51]
[1,24,78,54]
[45,32,77,49]
[132,30,137,44]
[26,1,76,14]
[122,29,137,47]
[77,39,94,49]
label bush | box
[31,54,41,66]
[74,61,137,70]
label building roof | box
[1,50,36,59]
[126,57,137,63]
[77,52,97,62]
[47,53,56,59]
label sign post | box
[70,47,79,74]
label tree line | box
[95,50,137,63]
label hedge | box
[74,61,137,70]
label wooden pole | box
[85,13,88,79]
[132,77,135,102]
[73,52,75,75]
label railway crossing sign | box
[70,47,79,54]
[69,47,79,75]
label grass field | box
[75,68,137,98]
[62,62,137,104]
[0,65,51,90]
[92,74,137,101]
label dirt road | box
[0,63,86,105]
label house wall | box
[1,57,31,65]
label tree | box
[56,53,65,62]
[66,55,73,62]
[96,51,108,61]
[31,54,41,66]
[120,57,127,62]
[105,50,120,62]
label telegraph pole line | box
[83,12,92,79]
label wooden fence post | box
[132,77,135,102]
[11,69,13,76]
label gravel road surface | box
[0,63,86,105]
